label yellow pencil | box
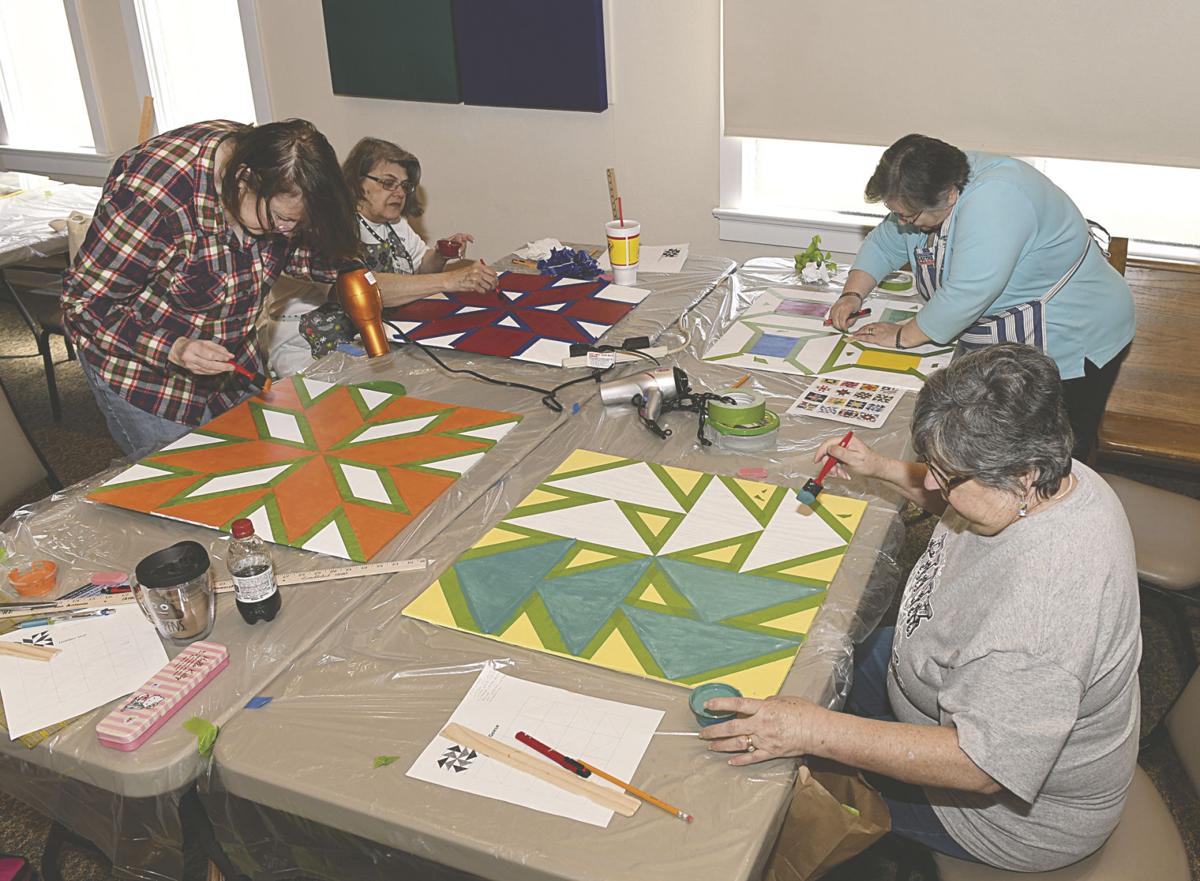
[576,759,694,823]
[730,373,751,389]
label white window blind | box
[723,0,1200,168]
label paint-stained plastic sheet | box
[0,254,738,880]
[196,257,917,881]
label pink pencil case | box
[96,641,229,751]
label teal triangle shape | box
[539,558,655,655]
[656,558,823,623]
[621,605,801,680]
[454,538,574,633]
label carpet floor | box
[0,295,1196,881]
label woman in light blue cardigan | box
[827,135,1134,458]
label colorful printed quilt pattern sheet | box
[404,450,868,698]
[88,377,522,562]
[704,288,955,389]
[384,271,650,365]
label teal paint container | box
[689,683,742,727]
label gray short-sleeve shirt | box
[887,462,1141,871]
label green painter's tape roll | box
[879,270,914,292]
[707,389,767,427]
[706,408,780,437]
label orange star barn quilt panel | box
[404,449,868,698]
[88,377,522,562]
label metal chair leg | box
[38,330,62,422]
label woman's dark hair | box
[342,138,424,218]
[911,343,1074,499]
[219,118,357,261]
[865,134,970,212]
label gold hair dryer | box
[336,265,389,358]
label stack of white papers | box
[0,606,167,739]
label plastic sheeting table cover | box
[0,178,100,267]
[0,253,735,880]
[198,258,921,881]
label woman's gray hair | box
[911,344,1074,498]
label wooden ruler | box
[0,558,427,620]
[441,723,639,816]
[606,167,620,221]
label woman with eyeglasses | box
[825,134,1135,460]
[700,344,1140,873]
[63,118,357,459]
[343,137,497,302]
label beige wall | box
[255,0,789,263]
[7,0,796,263]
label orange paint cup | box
[8,560,58,597]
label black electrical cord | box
[384,319,617,412]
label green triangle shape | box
[539,559,655,655]
[657,558,823,623]
[624,563,695,614]
[454,538,574,633]
[665,531,761,570]
[615,501,686,553]
[544,540,648,578]
[621,605,801,681]
[719,477,787,528]
[507,485,607,518]
[647,463,713,510]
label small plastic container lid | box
[135,541,210,590]
[231,518,254,539]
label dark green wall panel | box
[321,0,460,102]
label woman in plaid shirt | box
[62,118,357,459]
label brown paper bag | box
[763,763,891,881]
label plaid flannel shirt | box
[63,121,338,426]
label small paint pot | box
[690,682,742,727]
[8,560,58,597]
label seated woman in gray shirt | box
[700,343,1141,872]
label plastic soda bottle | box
[227,518,281,624]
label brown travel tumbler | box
[336,266,389,358]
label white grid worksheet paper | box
[407,666,664,826]
[0,606,168,739]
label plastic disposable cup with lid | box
[605,219,640,285]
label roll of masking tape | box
[879,270,914,293]
[707,389,767,427]
[706,408,780,437]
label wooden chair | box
[0,374,59,508]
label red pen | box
[515,731,590,777]
[824,307,871,327]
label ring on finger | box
[746,734,756,753]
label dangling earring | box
[1017,500,1029,518]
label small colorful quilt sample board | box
[384,271,651,366]
[704,288,955,389]
[88,377,521,562]
[404,449,868,698]
[787,376,906,429]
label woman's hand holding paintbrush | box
[167,338,236,375]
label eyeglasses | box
[919,456,971,495]
[265,199,303,235]
[894,207,925,226]
[364,174,415,194]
